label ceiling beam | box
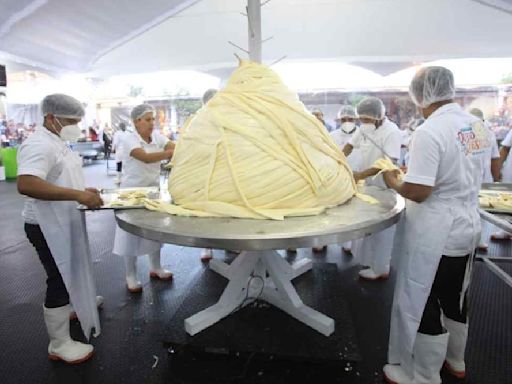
[469,0,512,16]
[0,0,48,39]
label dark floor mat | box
[164,262,361,363]
[0,166,511,384]
[464,262,512,384]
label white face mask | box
[360,123,376,134]
[55,119,81,142]
[341,122,356,133]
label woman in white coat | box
[330,105,362,253]
[112,104,175,292]
[468,108,500,250]
[489,124,512,240]
[382,67,487,383]
[17,94,104,363]
[342,97,402,280]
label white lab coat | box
[330,127,362,250]
[350,119,402,274]
[388,104,485,377]
[18,129,100,338]
[478,122,499,183]
[112,130,170,258]
[500,129,512,182]
[330,127,362,171]
[112,130,130,163]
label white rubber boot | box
[490,230,511,241]
[125,257,142,292]
[358,267,389,281]
[443,316,468,379]
[43,305,94,364]
[383,363,414,383]
[149,251,173,281]
[200,248,213,262]
[383,332,448,384]
[413,332,449,384]
[70,296,104,321]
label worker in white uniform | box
[112,104,175,292]
[342,97,402,280]
[489,120,512,240]
[330,105,362,254]
[468,108,500,250]
[200,89,220,262]
[17,94,104,364]
[382,66,487,383]
[112,122,130,184]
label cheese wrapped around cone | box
[162,60,356,220]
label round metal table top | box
[115,186,405,251]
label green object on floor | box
[0,148,18,179]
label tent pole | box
[247,0,262,63]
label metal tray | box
[78,186,170,210]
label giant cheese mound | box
[160,61,356,220]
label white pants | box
[353,225,396,275]
[113,225,162,258]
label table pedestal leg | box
[185,250,334,336]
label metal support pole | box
[247,0,262,63]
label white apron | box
[387,194,477,377]
[353,179,397,273]
[353,224,396,274]
[501,156,512,183]
[34,147,100,339]
[112,137,162,258]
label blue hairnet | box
[41,94,84,118]
[131,104,155,121]
[356,97,385,120]
[409,66,455,108]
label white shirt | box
[500,129,512,182]
[349,118,402,188]
[17,127,71,224]
[405,103,489,256]
[480,123,499,183]
[122,130,170,188]
[112,130,130,163]
[330,127,363,171]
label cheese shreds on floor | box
[155,60,357,220]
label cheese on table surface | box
[161,61,357,220]
[479,191,512,211]
[371,157,403,180]
[104,190,151,207]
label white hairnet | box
[131,104,155,121]
[202,89,218,105]
[337,105,357,119]
[356,97,385,120]
[409,66,455,108]
[469,107,484,121]
[41,93,85,119]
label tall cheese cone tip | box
[167,60,356,220]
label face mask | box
[55,119,81,142]
[359,123,376,134]
[341,122,356,133]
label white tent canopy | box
[1,0,512,79]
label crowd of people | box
[10,65,512,384]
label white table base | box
[184,251,334,337]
